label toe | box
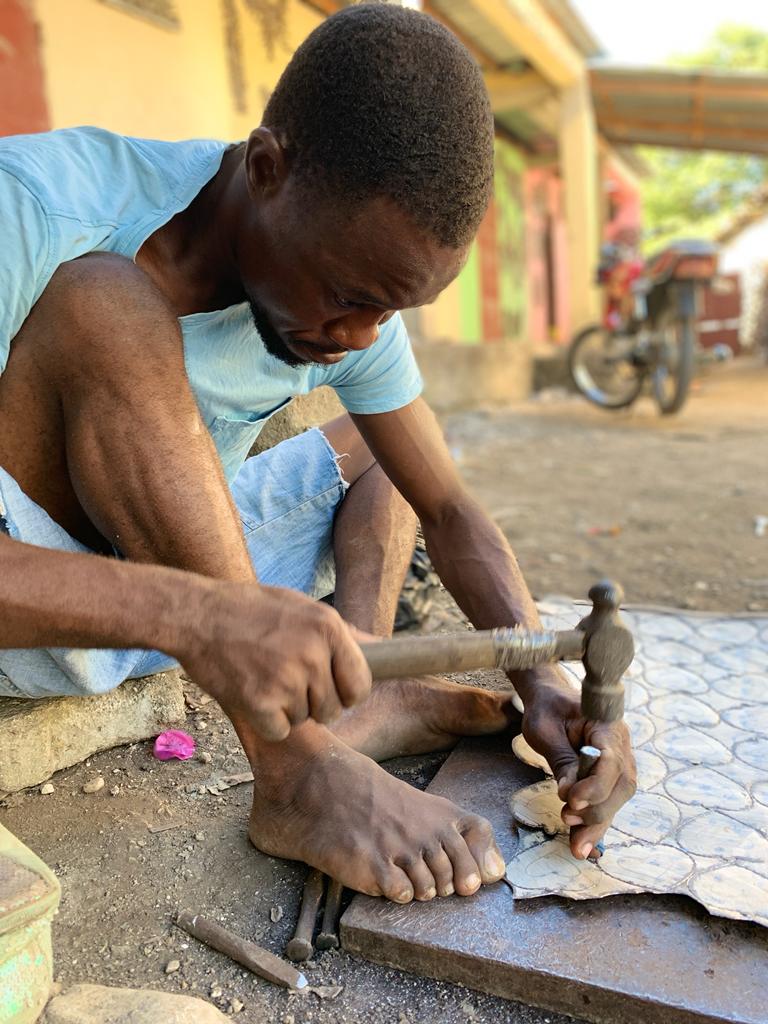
[396,854,438,901]
[460,815,505,883]
[424,845,456,897]
[441,830,483,896]
[377,862,416,904]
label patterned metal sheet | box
[507,602,768,928]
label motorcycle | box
[568,240,719,414]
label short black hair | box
[263,2,494,249]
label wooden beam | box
[470,0,582,88]
[485,68,554,111]
[590,72,768,105]
[422,0,496,67]
[604,132,768,155]
[598,116,768,145]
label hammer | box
[359,579,633,734]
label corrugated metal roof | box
[428,0,525,67]
[591,65,768,154]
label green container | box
[0,824,60,1024]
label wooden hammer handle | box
[360,627,585,681]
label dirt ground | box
[4,358,767,1024]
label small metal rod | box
[176,910,307,991]
[577,745,602,781]
[285,868,325,962]
[316,878,344,951]
[576,746,605,862]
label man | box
[0,4,635,904]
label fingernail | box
[440,883,455,897]
[395,889,413,903]
[564,814,583,826]
[465,873,481,892]
[485,851,506,878]
[588,840,606,861]
[572,799,589,811]
[578,843,592,859]
[420,887,437,901]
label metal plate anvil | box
[341,735,768,1024]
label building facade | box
[1,0,643,402]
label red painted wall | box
[477,197,503,341]
[0,0,49,136]
[603,157,642,247]
[524,167,570,345]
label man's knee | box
[27,252,184,398]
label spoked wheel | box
[652,311,695,415]
[568,324,644,410]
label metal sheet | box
[342,734,768,1024]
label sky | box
[572,0,768,65]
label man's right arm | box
[0,532,371,739]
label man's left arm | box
[352,398,636,859]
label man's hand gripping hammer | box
[359,578,635,745]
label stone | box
[0,671,185,793]
[165,959,181,974]
[40,783,55,795]
[250,387,344,454]
[42,984,228,1023]
[82,777,105,794]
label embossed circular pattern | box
[648,695,719,727]
[508,605,768,928]
[624,711,655,747]
[642,666,708,695]
[612,792,680,844]
[698,620,758,644]
[734,735,768,771]
[665,767,751,810]
[690,866,768,926]
[723,705,768,735]
[711,673,768,703]
[652,726,732,766]
[599,843,695,890]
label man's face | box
[237,186,468,368]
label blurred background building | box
[3,0,768,403]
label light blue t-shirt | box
[0,127,423,482]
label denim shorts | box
[0,428,347,698]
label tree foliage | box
[639,24,768,253]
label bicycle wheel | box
[652,310,695,415]
[568,324,644,410]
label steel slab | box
[341,734,768,1024]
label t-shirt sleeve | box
[0,170,53,376]
[328,312,423,414]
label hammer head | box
[576,581,635,723]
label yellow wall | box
[35,0,323,141]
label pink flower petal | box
[154,729,196,761]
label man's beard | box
[248,297,307,368]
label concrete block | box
[0,824,60,1024]
[413,337,533,413]
[42,984,228,1023]
[0,672,185,794]
[251,386,344,454]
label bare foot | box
[331,675,519,761]
[243,722,507,903]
